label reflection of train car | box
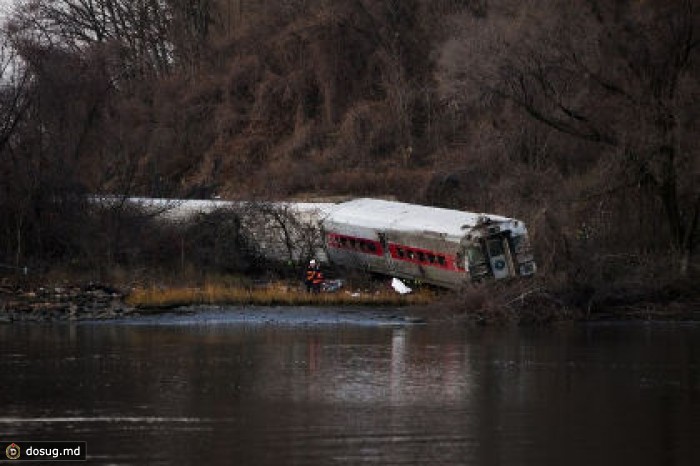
[321,198,536,289]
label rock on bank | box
[0,283,134,322]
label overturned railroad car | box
[321,198,536,289]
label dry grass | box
[126,283,435,309]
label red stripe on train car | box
[388,244,463,271]
[326,233,384,256]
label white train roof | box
[91,196,526,238]
[322,198,519,240]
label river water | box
[2,307,700,465]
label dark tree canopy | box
[0,0,698,303]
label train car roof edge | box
[323,198,520,239]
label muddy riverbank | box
[0,283,425,324]
[2,281,698,324]
[0,283,134,322]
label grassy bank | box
[7,264,698,324]
[126,283,435,309]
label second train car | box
[321,198,536,289]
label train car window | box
[359,242,367,251]
[396,248,405,258]
[407,251,415,260]
[368,243,377,253]
[437,256,446,266]
[427,254,436,264]
[417,252,426,262]
[487,239,504,257]
[466,246,485,264]
[349,239,356,249]
[339,237,347,247]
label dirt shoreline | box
[1,282,699,324]
[0,283,134,323]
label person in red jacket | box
[311,264,324,293]
[305,259,323,293]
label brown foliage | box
[0,0,698,312]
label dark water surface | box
[2,308,700,465]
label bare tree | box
[6,0,215,77]
[238,201,324,266]
[440,0,700,273]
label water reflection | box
[251,327,474,406]
[1,314,700,465]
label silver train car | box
[95,196,536,289]
[320,198,536,289]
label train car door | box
[378,232,396,272]
[485,236,511,279]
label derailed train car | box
[320,198,536,289]
[97,196,535,289]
